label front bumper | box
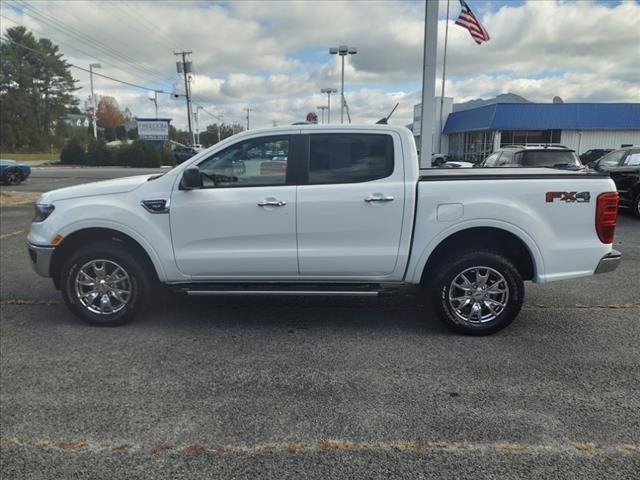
[27,243,54,277]
[594,249,621,275]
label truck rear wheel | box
[430,250,524,335]
[61,242,149,326]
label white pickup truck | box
[28,125,621,334]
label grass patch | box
[281,442,303,453]
[150,442,171,453]
[184,443,207,453]
[0,191,40,208]
[572,442,597,452]
[1,152,59,162]
[318,440,357,450]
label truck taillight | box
[596,192,619,244]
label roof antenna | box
[376,103,399,124]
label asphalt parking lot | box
[1,169,639,479]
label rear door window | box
[483,152,500,167]
[308,134,394,184]
[520,150,580,167]
[623,151,640,166]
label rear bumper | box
[594,249,621,275]
[27,243,54,277]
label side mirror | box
[181,167,202,190]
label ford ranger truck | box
[27,125,621,335]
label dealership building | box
[440,103,640,163]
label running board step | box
[175,283,396,297]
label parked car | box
[0,159,31,185]
[481,145,582,170]
[438,160,476,169]
[172,146,198,164]
[579,148,613,165]
[28,125,620,335]
[588,147,640,218]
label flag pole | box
[437,0,450,154]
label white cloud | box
[1,0,638,130]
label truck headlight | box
[33,204,55,223]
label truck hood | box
[39,175,152,203]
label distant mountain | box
[453,93,531,112]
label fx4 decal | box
[545,191,591,203]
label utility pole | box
[89,63,101,139]
[317,106,328,124]
[244,108,252,130]
[174,51,193,143]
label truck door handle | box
[257,199,287,207]
[364,195,394,203]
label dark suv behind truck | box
[481,145,582,170]
[588,147,640,218]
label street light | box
[329,45,357,124]
[320,87,337,123]
[148,91,158,119]
[317,105,328,124]
[89,63,102,139]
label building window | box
[500,129,562,147]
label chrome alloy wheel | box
[448,266,510,324]
[74,259,132,315]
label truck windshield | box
[521,150,581,169]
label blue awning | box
[443,103,640,134]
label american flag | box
[455,0,490,45]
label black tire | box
[632,191,640,219]
[2,168,23,185]
[429,250,524,335]
[60,242,150,326]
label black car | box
[579,148,613,165]
[481,145,582,170]
[173,146,198,164]
[588,147,640,218]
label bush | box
[104,127,116,142]
[116,140,161,168]
[60,138,86,165]
[116,125,127,140]
[159,148,176,167]
[86,139,115,166]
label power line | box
[10,2,174,90]
[0,34,171,95]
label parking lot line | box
[0,436,637,455]
[0,230,25,240]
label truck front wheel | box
[430,251,524,335]
[61,242,149,326]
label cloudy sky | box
[2,0,639,130]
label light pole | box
[89,63,101,139]
[194,105,203,144]
[320,88,337,123]
[317,106,328,124]
[329,45,357,124]
[149,91,158,119]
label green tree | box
[0,26,79,151]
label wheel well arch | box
[420,227,535,283]
[50,227,160,289]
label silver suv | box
[482,145,583,170]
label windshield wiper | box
[147,173,165,181]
